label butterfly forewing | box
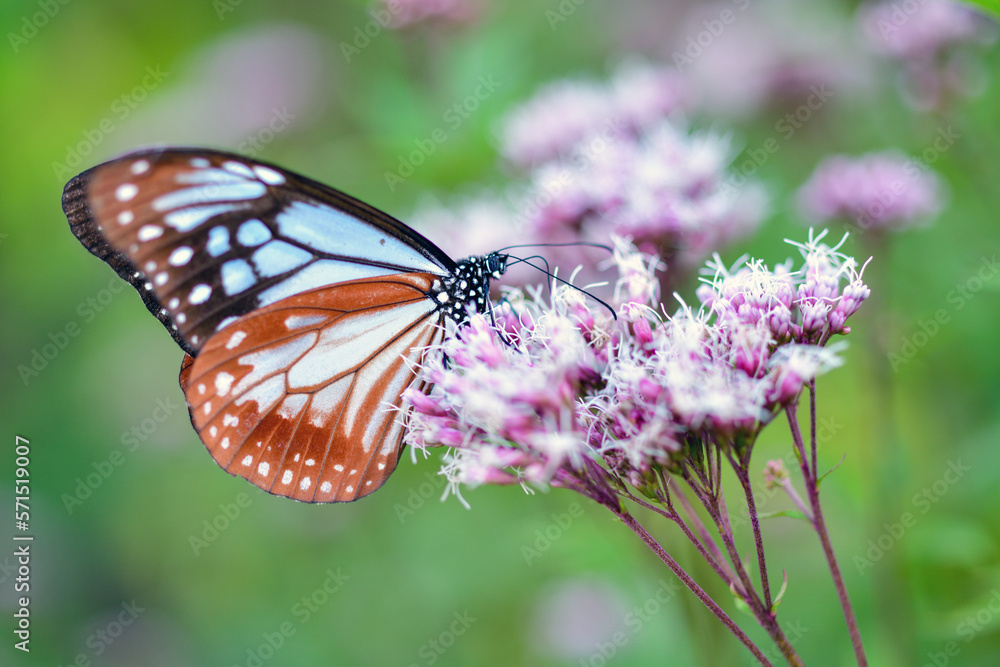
[63,148,455,355]
[179,273,445,502]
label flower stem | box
[666,478,741,588]
[628,490,742,595]
[787,402,868,667]
[730,452,773,610]
[681,479,803,666]
[615,508,776,667]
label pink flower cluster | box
[523,121,766,278]
[499,62,689,168]
[797,151,943,232]
[402,231,868,503]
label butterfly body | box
[63,148,506,502]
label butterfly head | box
[484,251,508,280]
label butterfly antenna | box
[507,254,554,293]
[507,254,617,321]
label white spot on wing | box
[176,168,240,185]
[257,461,270,476]
[221,259,255,296]
[118,211,134,225]
[225,330,247,349]
[138,224,161,240]
[131,160,150,175]
[320,481,332,493]
[282,470,293,485]
[217,315,238,330]
[189,284,212,304]
[236,219,272,247]
[252,240,313,278]
[168,246,194,266]
[254,165,285,184]
[223,161,256,178]
[165,204,242,233]
[300,477,311,491]
[285,314,327,330]
[206,225,231,256]
[277,394,308,420]
[116,184,138,201]
[153,182,265,211]
[242,454,253,466]
[215,372,234,396]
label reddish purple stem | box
[786,400,868,667]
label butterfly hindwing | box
[62,147,455,355]
[179,273,445,502]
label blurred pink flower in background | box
[520,121,767,289]
[530,580,631,661]
[107,25,330,154]
[858,0,997,110]
[859,0,987,61]
[499,61,690,168]
[377,0,481,29]
[797,151,944,233]
[663,0,871,119]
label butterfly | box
[62,147,508,503]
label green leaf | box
[817,453,847,486]
[772,571,789,612]
[730,582,754,617]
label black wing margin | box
[63,167,194,354]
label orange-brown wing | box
[179,272,445,502]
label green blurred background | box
[2,0,1000,665]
